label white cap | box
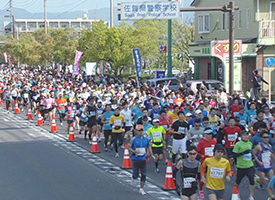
[153,118,160,123]
[97,99,102,103]
[186,113,192,117]
[137,100,142,103]
[139,104,145,108]
[195,110,202,114]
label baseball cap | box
[139,104,145,108]
[186,113,192,117]
[204,129,213,134]
[195,110,202,114]
[136,124,144,131]
[97,99,102,103]
[153,118,160,123]
[137,100,142,104]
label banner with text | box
[121,2,180,20]
[72,50,83,76]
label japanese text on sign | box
[211,40,242,61]
[121,2,180,20]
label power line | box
[47,0,83,9]
[50,0,88,19]
[13,0,36,6]
[0,1,10,10]
[13,0,37,9]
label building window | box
[222,13,226,30]
[238,10,242,29]
[198,14,210,33]
[271,2,275,20]
[246,8,250,28]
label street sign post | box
[266,57,275,103]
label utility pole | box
[44,0,47,34]
[228,1,235,94]
[167,0,172,77]
[179,1,238,94]
[110,0,113,27]
[10,0,13,38]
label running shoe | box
[104,147,108,151]
[115,153,119,158]
[199,191,205,199]
[258,184,264,190]
[139,188,147,195]
[98,138,102,143]
[248,196,254,200]
[165,159,168,164]
[60,122,63,126]
[155,168,160,173]
[120,144,125,149]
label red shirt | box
[222,126,241,148]
[229,105,242,117]
[197,139,217,163]
[159,117,172,137]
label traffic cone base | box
[14,101,20,114]
[68,124,75,142]
[50,116,58,133]
[37,111,43,126]
[162,161,175,191]
[91,133,100,153]
[122,144,132,169]
[231,186,239,200]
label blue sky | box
[0,0,193,13]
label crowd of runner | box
[1,65,275,200]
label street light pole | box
[167,0,172,77]
[110,0,113,27]
[44,0,47,34]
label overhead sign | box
[265,57,275,67]
[120,2,180,20]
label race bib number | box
[205,147,214,157]
[136,148,146,156]
[153,132,162,140]
[177,102,181,106]
[262,151,271,168]
[59,104,64,107]
[81,113,86,118]
[46,104,51,109]
[210,167,224,179]
[153,114,159,119]
[114,119,122,126]
[90,111,95,116]
[23,93,28,98]
[70,113,74,118]
[243,153,252,161]
[228,134,237,141]
[240,120,246,126]
[183,177,196,189]
[233,112,239,116]
[162,125,168,130]
[178,127,186,133]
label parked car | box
[186,80,225,97]
[145,77,180,91]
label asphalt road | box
[0,106,271,200]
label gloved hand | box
[191,181,198,190]
[243,149,251,154]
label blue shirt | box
[235,113,249,128]
[143,124,153,138]
[246,110,257,123]
[129,136,149,161]
[268,176,275,194]
[103,111,114,130]
[252,131,275,151]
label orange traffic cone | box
[14,101,20,114]
[231,187,239,200]
[162,161,176,190]
[27,107,33,120]
[37,111,43,126]
[68,124,75,142]
[0,99,2,106]
[50,116,58,133]
[91,133,100,153]
[122,144,132,169]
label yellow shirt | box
[110,115,125,133]
[169,113,179,123]
[202,157,231,190]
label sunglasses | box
[203,121,209,124]
[262,136,269,139]
[188,152,197,156]
[216,150,224,153]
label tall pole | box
[167,0,172,77]
[110,0,113,27]
[229,1,235,94]
[17,26,20,67]
[10,0,13,38]
[44,0,47,34]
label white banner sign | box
[86,62,97,76]
[121,2,180,20]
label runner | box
[197,128,217,199]
[65,99,77,135]
[128,124,151,195]
[101,104,114,151]
[110,107,125,157]
[254,130,275,190]
[55,94,67,126]
[96,99,104,142]
[170,111,188,165]
[201,144,233,200]
[147,118,166,173]
[232,130,255,200]
[173,145,201,200]
[86,97,97,143]
[77,101,89,139]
